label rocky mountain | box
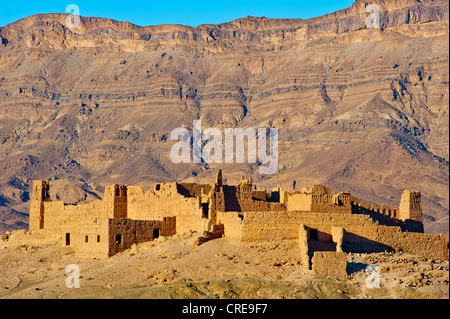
[0,0,448,233]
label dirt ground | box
[0,232,448,299]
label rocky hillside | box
[0,0,448,233]
[1,235,448,299]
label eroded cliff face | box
[0,0,448,233]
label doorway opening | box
[115,234,122,245]
[202,203,209,218]
[310,228,318,240]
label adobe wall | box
[287,186,407,223]
[351,202,401,224]
[269,187,288,204]
[209,191,225,224]
[177,183,212,199]
[61,218,110,259]
[2,228,60,247]
[237,211,305,242]
[59,217,177,258]
[220,211,449,260]
[298,224,310,269]
[238,200,286,213]
[108,217,176,257]
[25,178,444,260]
[286,193,352,214]
[29,180,50,231]
[213,186,285,213]
[103,185,128,219]
[127,185,208,234]
[30,181,130,234]
[332,226,344,253]
[399,190,423,222]
[286,193,312,211]
[373,227,448,260]
[216,211,243,240]
[41,199,109,231]
[32,184,131,234]
[251,190,268,201]
[234,211,369,242]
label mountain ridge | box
[0,0,448,234]
[1,0,448,42]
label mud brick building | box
[11,170,447,276]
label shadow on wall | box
[347,262,370,275]
[352,205,401,226]
[307,229,337,258]
[224,186,242,212]
[351,205,424,233]
[342,232,394,254]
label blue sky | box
[0,0,355,28]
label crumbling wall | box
[238,200,286,212]
[210,191,226,218]
[29,182,129,237]
[239,211,304,242]
[298,224,310,269]
[127,185,207,234]
[29,180,50,231]
[40,199,109,232]
[286,186,406,218]
[216,211,243,240]
[108,217,176,257]
[40,201,65,230]
[2,228,59,246]
[25,178,445,261]
[399,190,423,222]
[311,251,347,280]
[103,185,128,219]
[56,216,177,258]
[251,190,268,201]
[286,192,352,214]
[269,187,288,203]
[178,183,212,199]
[225,211,448,260]
[373,227,449,260]
[332,226,344,253]
[212,185,285,214]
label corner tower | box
[29,180,50,231]
[399,190,423,223]
[103,184,128,218]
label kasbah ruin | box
[2,169,449,279]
